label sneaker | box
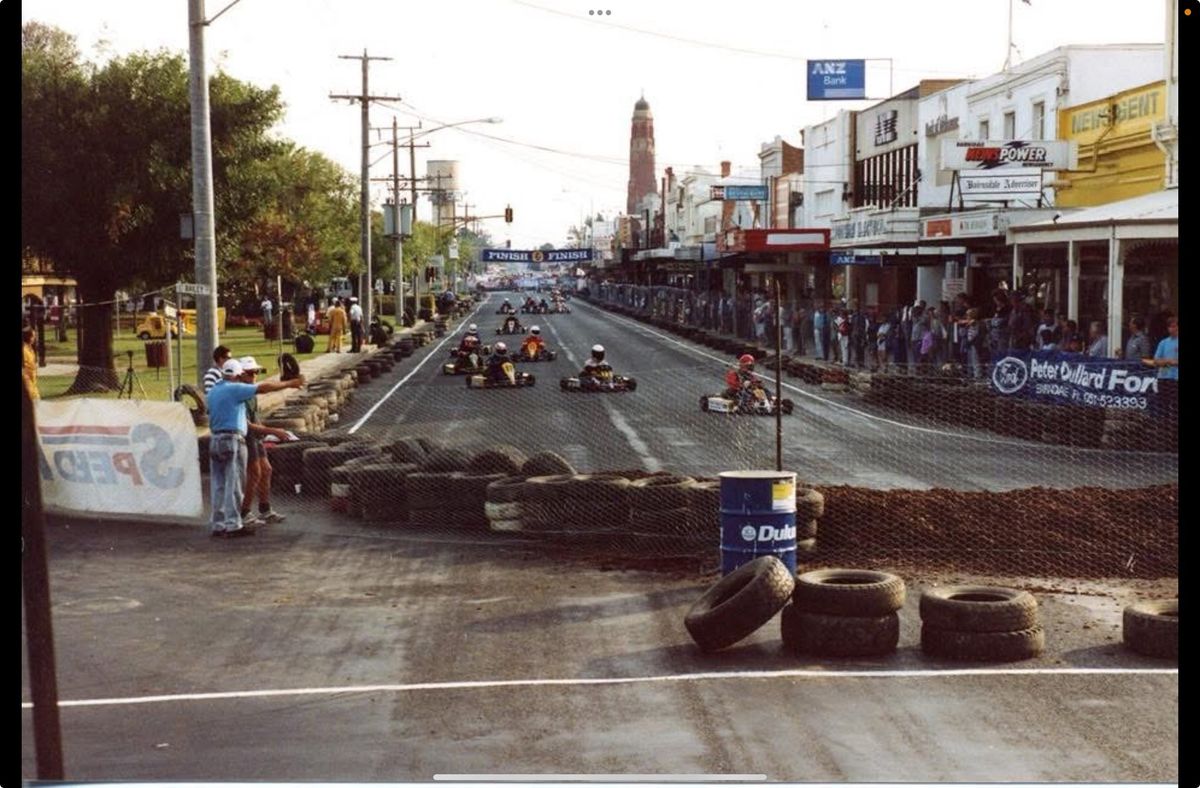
[261,510,287,524]
[241,513,264,527]
[213,525,257,538]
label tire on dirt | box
[781,605,900,657]
[1122,600,1178,659]
[521,451,576,477]
[684,556,795,652]
[920,624,1045,662]
[919,586,1039,633]
[792,569,906,617]
[486,475,530,504]
[795,487,825,520]
[467,445,527,476]
[387,437,428,465]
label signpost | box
[173,282,210,400]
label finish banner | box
[990,350,1161,411]
[35,398,204,518]
[482,249,594,263]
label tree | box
[22,24,285,392]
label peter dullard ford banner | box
[35,399,203,518]
[990,350,1162,412]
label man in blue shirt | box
[206,358,305,537]
[1144,316,1178,421]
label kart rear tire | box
[624,377,637,392]
[560,378,569,391]
[781,398,795,415]
[525,374,536,387]
[699,396,709,412]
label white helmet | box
[494,341,508,354]
[468,323,478,333]
[591,344,605,362]
[530,326,541,335]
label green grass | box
[37,325,309,401]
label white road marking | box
[544,320,660,472]
[588,304,1172,455]
[21,667,1178,710]
[348,298,489,433]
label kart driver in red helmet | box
[724,353,760,407]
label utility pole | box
[187,0,219,387]
[391,118,404,324]
[331,50,399,323]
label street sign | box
[163,302,178,319]
[710,185,769,201]
[807,59,867,100]
[176,282,211,296]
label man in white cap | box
[237,356,294,527]
[348,296,364,353]
[205,357,305,538]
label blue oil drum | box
[719,470,797,575]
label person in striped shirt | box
[202,345,233,393]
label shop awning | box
[1006,189,1178,244]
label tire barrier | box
[780,569,905,658]
[350,462,420,522]
[684,556,794,652]
[1122,600,1177,659]
[301,443,384,498]
[521,451,576,477]
[919,586,1044,662]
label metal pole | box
[775,279,783,472]
[276,275,284,361]
[359,50,373,323]
[165,297,175,402]
[22,382,65,780]
[188,0,219,388]
[1003,0,1014,71]
[176,287,184,395]
[410,127,419,322]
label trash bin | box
[264,322,279,340]
[145,340,168,368]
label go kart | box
[467,361,536,389]
[547,302,571,314]
[700,384,793,415]
[442,348,487,375]
[495,304,517,315]
[560,365,637,392]
[520,302,548,314]
[513,343,557,362]
[496,318,526,335]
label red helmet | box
[738,353,755,366]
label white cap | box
[221,359,245,378]
[238,356,266,372]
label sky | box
[23,0,1168,251]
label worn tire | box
[795,537,818,554]
[523,474,577,503]
[467,446,527,476]
[485,501,523,521]
[174,383,208,422]
[795,487,825,520]
[490,518,524,532]
[521,451,576,477]
[793,569,906,616]
[795,519,819,540]
[920,586,1039,633]
[628,475,696,511]
[406,472,467,510]
[781,605,900,657]
[1122,600,1178,659]
[486,475,530,504]
[921,624,1045,662]
[684,556,795,653]
[420,448,473,473]
[387,437,428,465]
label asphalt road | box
[21,514,1178,782]
[339,293,1178,491]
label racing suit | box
[724,367,759,408]
[456,338,483,369]
[579,358,612,385]
[520,335,545,359]
[502,318,522,334]
[484,353,512,384]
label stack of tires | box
[1122,600,1177,659]
[684,556,795,652]
[521,474,633,544]
[626,475,699,554]
[266,439,327,493]
[794,486,824,554]
[349,462,422,522]
[329,454,392,513]
[919,585,1044,661]
[485,476,529,532]
[406,448,506,530]
[301,442,384,498]
[781,569,905,657]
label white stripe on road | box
[588,303,1171,455]
[22,667,1178,709]
[544,320,660,472]
[348,298,489,433]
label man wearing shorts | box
[237,356,295,527]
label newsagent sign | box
[942,140,1078,171]
[990,350,1161,411]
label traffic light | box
[505,205,513,223]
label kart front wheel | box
[624,377,637,392]
[781,398,795,415]
[699,396,709,412]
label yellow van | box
[136,314,183,340]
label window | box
[1003,112,1016,139]
[1032,101,1045,140]
[979,119,990,140]
[815,189,834,218]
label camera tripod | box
[117,350,147,399]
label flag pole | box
[1003,0,1014,71]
